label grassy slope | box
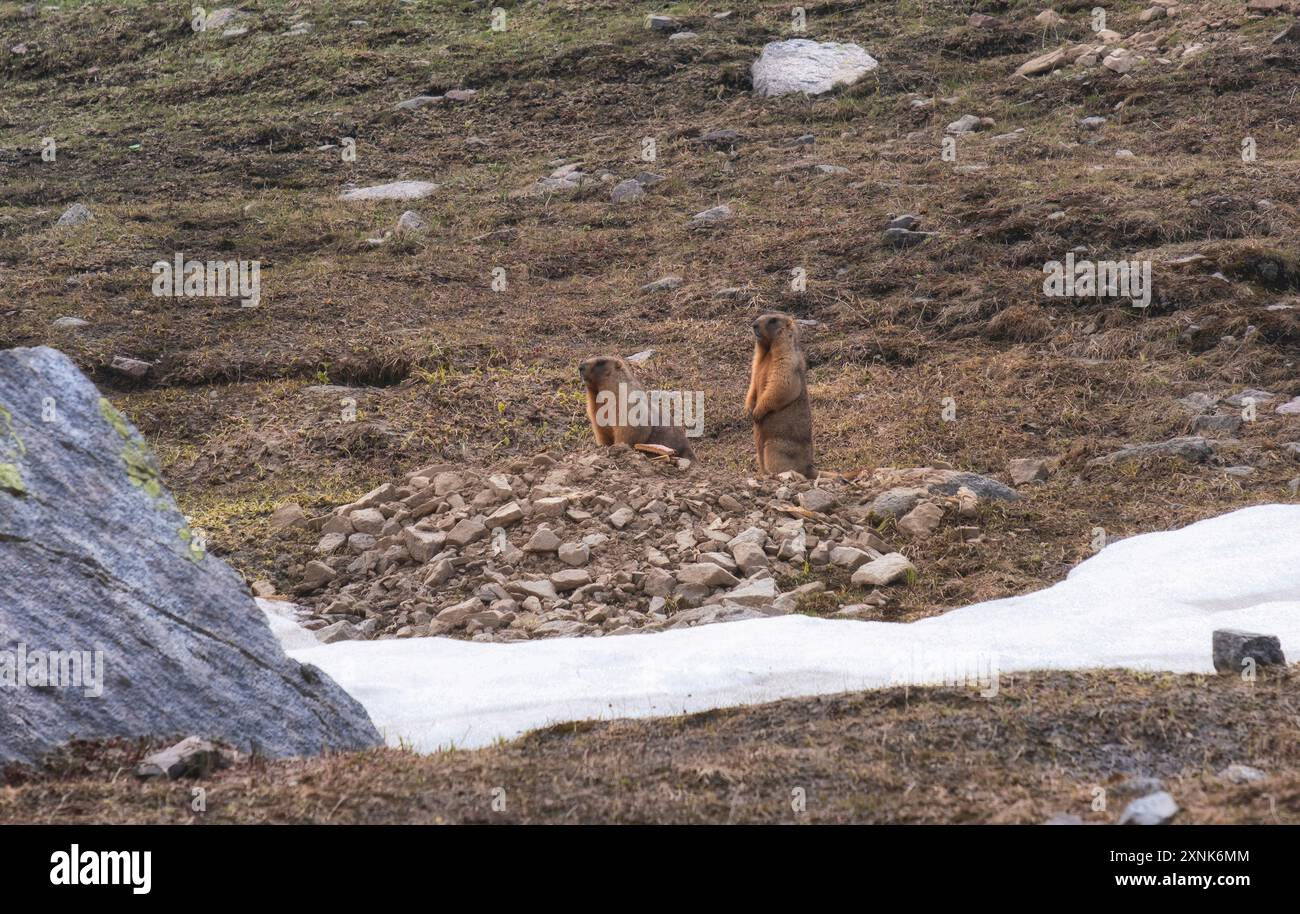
[3,1,1298,619]
[4,669,1297,823]
[2,1,1299,821]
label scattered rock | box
[270,503,309,530]
[883,227,934,248]
[317,620,362,643]
[1189,414,1242,438]
[1043,813,1083,825]
[851,553,916,587]
[898,502,944,538]
[689,204,732,228]
[395,210,426,235]
[55,203,92,227]
[1275,396,1300,416]
[109,356,152,379]
[611,179,646,203]
[1008,458,1055,485]
[750,39,879,98]
[1118,791,1179,825]
[1015,46,1071,78]
[1089,437,1213,466]
[340,181,439,202]
[946,114,983,135]
[395,95,443,111]
[135,736,227,779]
[641,276,683,293]
[1219,763,1267,784]
[1102,49,1137,74]
[1212,629,1286,675]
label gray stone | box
[1008,457,1053,485]
[316,620,361,644]
[883,228,934,248]
[677,562,739,589]
[395,210,426,235]
[395,95,443,111]
[550,569,591,592]
[946,114,982,135]
[641,276,683,293]
[56,203,92,227]
[898,502,944,538]
[798,488,837,513]
[1219,763,1267,784]
[730,541,768,575]
[109,356,151,379]
[611,179,646,203]
[1118,791,1179,825]
[869,487,926,519]
[689,204,732,228]
[0,347,380,766]
[926,472,1020,501]
[830,546,876,570]
[751,39,878,98]
[340,181,439,202]
[1212,629,1286,675]
[722,577,778,606]
[851,553,915,587]
[446,518,488,547]
[135,736,226,779]
[1190,414,1242,438]
[524,527,562,552]
[558,542,590,566]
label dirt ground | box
[3,668,1296,824]
[2,0,1299,821]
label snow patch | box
[272,505,1300,752]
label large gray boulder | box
[751,39,878,98]
[0,347,381,766]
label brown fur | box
[578,356,696,459]
[744,313,814,477]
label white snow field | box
[265,505,1300,752]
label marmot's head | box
[578,355,631,389]
[753,312,798,347]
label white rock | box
[340,181,440,202]
[1118,791,1179,825]
[751,39,878,98]
[851,553,915,587]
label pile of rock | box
[289,449,1020,643]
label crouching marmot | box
[578,356,696,459]
[745,313,814,477]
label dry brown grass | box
[3,668,1296,824]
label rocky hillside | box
[2,0,1298,619]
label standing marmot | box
[745,313,814,477]
[578,356,696,459]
